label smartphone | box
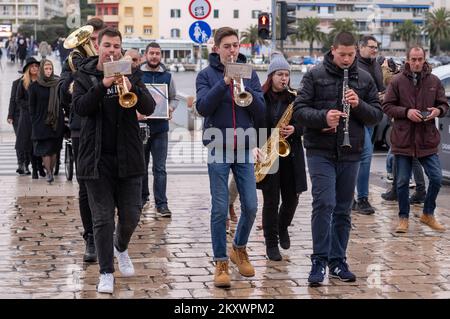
[421,111,430,121]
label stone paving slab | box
[0,170,450,299]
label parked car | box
[287,55,303,65]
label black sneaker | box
[409,191,426,204]
[354,197,375,215]
[266,246,282,261]
[157,207,172,218]
[329,261,356,282]
[279,228,290,250]
[308,259,326,287]
[83,234,97,263]
[381,188,397,201]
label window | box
[233,10,239,19]
[251,10,261,19]
[124,7,133,17]
[143,25,152,35]
[171,28,180,38]
[111,7,118,15]
[103,7,108,15]
[170,9,181,18]
[143,7,153,17]
[213,9,219,18]
[125,25,134,34]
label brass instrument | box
[254,86,297,183]
[228,56,253,107]
[64,25,97,72]
[233,77,253,107]
[341,68,351,148]
[110,56,138,108]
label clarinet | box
[341,68,351,148]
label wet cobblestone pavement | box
[1,169,450,299]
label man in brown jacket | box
[383,46,449,233]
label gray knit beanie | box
[268,52,291,75]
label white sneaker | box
[97,273,114,294]
[114,247,135,277]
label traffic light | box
[258,12,270,39]
[279,1,297,40]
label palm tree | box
[292,17,326,55]
[395,20,420,49]
[423,8,450,55]
[329,19,358,40]
[240,25,267,56]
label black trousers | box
[261,157,299,248]
[72,137,93,240]
[85,155,142,274]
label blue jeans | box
[307,155,359,266]
[207,149,258,261]
[396,154,442,218]
[142,131,168,209]
[386,148,394,174]
[356,126,373,199]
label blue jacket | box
[196,53,265,149]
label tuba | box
[254,86,296,183]
[64,25,97,72]
[341,68,351,148]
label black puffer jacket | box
[357,51,385,93]
[72,56,155,179]
[293,51,383,161]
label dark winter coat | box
[382,62,449,158]
[14,80,34,153]
[28,81,64,141]
[196,53,266,149]
[293,50,383,162]
[72,56,155,179]
[257,90,307,194]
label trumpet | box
[64,25,97,72]
[228,56,253,107]
[110,56,138,108]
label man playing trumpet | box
[293,32,382,287]
[72,27,155,294]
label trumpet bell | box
[235,91,253,107]
[119,92,138,108]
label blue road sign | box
[189,21,212,44]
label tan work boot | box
[229,205,238,223]
[420,214,445,232]
[214,261,231,288]
[229,246,255,277]
[395,218,409,233]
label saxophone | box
[254,86,297,183]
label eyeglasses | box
[367,45,378,50]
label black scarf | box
[38,59,60,131]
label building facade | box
[0,0,66,32]
[293,0,432,53]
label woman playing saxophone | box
[256,53,307,261]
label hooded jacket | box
[72,56,155,179]
[196,53,265,149]
[382,62,449,158]
[293,50,383,161]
